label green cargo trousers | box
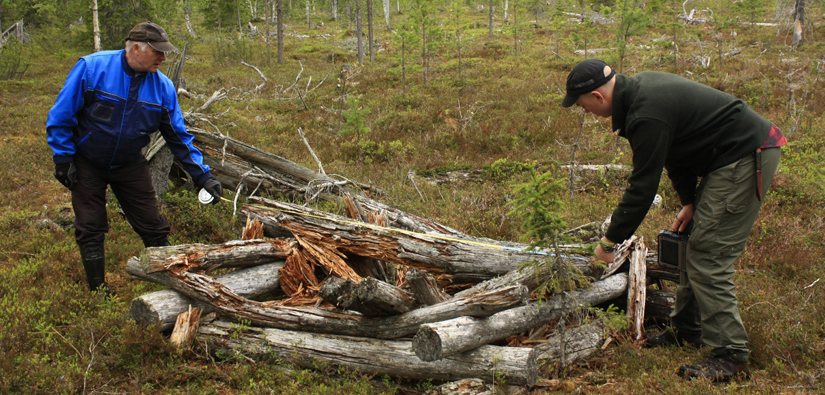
[671,147,781,362]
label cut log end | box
[412,325,443,362]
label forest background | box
[0,0,823,393]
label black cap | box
[561,59,615,108]
[125,22,177,52]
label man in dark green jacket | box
[561,59,785,382]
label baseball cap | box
[125,22,178,52]
[561,59,615,108]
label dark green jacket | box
[606,72,771,244]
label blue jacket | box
[47,50,212,186]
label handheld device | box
[658,229,689,271]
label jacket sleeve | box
[605,118,671,244]
[664,164,697,206]
[46,59,88,165]
[159,87,213,187]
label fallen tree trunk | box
[354,276,417,316]
[406,268,450,306]
[199,319,539,385]
[534,320,606,366]
[412,273,627,362]
[128,260,285,331]
[127,250,531,338]
[241,198,596,282]
[136,239,293,275]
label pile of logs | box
[128,128,680,386]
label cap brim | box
[561,93,579,108]
[148,41,177,52]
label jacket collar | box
[120,50,146,78]
[611,74,631,137]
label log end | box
[129,296,164,329]
[412,325,443,362]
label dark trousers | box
[72,155,170,245]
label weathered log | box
[198,319,539,385]
[136,239,293,275]
[354,277,417,316]
[627,238,648,340]
[128,260,285,331]
[645,289,676,326]
[128,250,530,338]
[412,273,627,362]
[241,198,596,282]
[318,276,358,310]
[170,306,201,348]
[406,268,449,306]
[646,261,680,283]
[534,320,606,366]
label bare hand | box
[594,241,615,264]
[671,204,695,232]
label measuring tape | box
[212,194,590,262]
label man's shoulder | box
[81,50,122,62]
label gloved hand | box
[54,161,77,190]
[202,178,223,205]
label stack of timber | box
[128,198,679,385]
[128,128,682,385]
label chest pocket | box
[88,94,121,124]
[135,104,164,135]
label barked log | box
[241,198,596,282]
[412,273,627,362]
[128,260,285,331]
[136,239,293,275]
[127,251,531,338]
[406,268,450,306]
[198,319,539,385]
[534,320,606,365]
[318,276,416,316]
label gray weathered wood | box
[411,274,627,362]
[354,277,417,316]
[136,239,292,275]
[127,250,530,338]
[241,198,596,282]
[199,319,539,385]
[627,239,647,340]
[129,260,284,331]
[534,320,605,366]
[406,268,449,306]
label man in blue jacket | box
[46,22,223,295]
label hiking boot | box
[644,328,704,348]
[678,355,750,382]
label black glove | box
[202,178,223,205]
[54,161,78,190]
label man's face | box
[131,44,167,73]
[574,90,612,118]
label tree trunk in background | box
[92,0,101,52]
[504,0,509,23]
[792,0,804,46]
[356,0,364,63]
[277,0,284,63]
[332,0,338,21]
[488,0,493,36]
[367,0,374,62]
[266,0,271,64]
[306,0,310,27]
[185,0,197,38]
[382,0,390,30]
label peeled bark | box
[128,249,530,338]
[199,319,539,385]
[241,198,595,282]
[412,274,627,362]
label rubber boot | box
[79,242,108,296]
[142,235,171,248]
